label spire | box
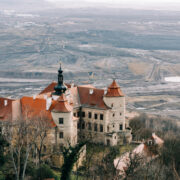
[105,80,124,97]
[53,62,67,96]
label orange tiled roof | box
[78,84,95,88]
[68,86,81,107]
[39,82,57,94]
[0,98,14,121]
[21,96,56,127]
[52,94,72,113]
[105,80,124,97]
[77,87,110,110]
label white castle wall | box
[103,96,126,132]
[76,107,109,144]
[51,111,77,147]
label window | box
[59,118,64,124]
[73,113,76,117]
[59,132,63,139]
[59,144,64,151]
[78,122,80,129]
[43,145,47,152]
[100,114,103,120]
[112,113,115,117]
[107,126,109,132]
[82,122,85,129]
[119,124,123,130]
[82,111,85,117]
[88,122,92,130]
[77,111,80,117]
[100,124,103,132]
[111,103,113,107]
[88,112,92,118]
[58,76,63,81]
[120,113,122,116]
[107,139,110,146]
[94,113,98,120]
[94,123,98,131]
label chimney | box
[52,95,59,101]
[104,88,107,95]
[4,100,8,106]
[46,97,52,111]
[89,89,94,95]
[33,95,36,100]
[44,95,47,100]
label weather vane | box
[59,59,62,68]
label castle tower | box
[103,80,126,133]
[51,64,77,148]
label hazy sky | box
[0,0,180,11]
[45,0,180,10]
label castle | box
[0,64,132,148]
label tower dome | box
[53,63,67,96]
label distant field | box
[0,8,180,119]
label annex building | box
[0,64,132,148]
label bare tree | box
[32,115,52,167]
[2,114,50,180]
[161,136,180,180]
[123,152,144,180]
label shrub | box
[34,164,58,180]
[0,171,5,180]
